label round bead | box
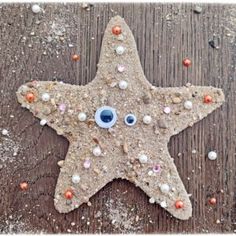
[25,92,35,103]
[41,93,50,102]
[20,182,28,191]
[153,164,161,173]
[160,201,167,208]
[83,159,91,169]
[72,174,80,184]
[208,151,217,160]
[117,64,125,73]
[115,45,125,55]
[32,4,41,13]
[209,197,217,205]
[40,119,47,126]
[78,112,87,122]
[93,146,102,157]
[204,95,213,104]
[143,115,152,125]
[72,54,80,61]
[184,100,193,110]
[138,154,148,164]
[64,190,73,199]
[112,25,122,35]
[149,197,155,204]
[119,80,128,90]
[183,58,192,67]
[2,129,8,136]
[163,106,171,114]
[175,200,184,209]
[160,184,170,194]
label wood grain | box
[0,3,235,233]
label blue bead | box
[100,110,114,123]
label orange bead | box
[20,182,28,191]
[72,54,80,61]
[25,92,35,103]
[204,95,213,104]
[183,58,192,67]
[209,197,217,205]
[64,190,73,199]
[112,25,122,35]
[175,200,184,209]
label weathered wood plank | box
[0,3,235,233]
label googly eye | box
[124,114,137,126]
[95,106,117,129]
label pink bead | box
[59,103,66,113]
[83,159,91,169]
[117,64,125,73]
[163,106,171,114]
[153,164,161,173]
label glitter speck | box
[153,164,161,173]
[163,106,171,114]
[59,103,66,113]
[117,64,125,73]
[83,159,91,169]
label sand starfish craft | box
[16,16,224,220]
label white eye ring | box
[95,106,117,129]
[124,114,137,126]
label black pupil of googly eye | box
[100,110,114,123]
[126,115,134,124]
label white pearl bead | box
[160,184,170,193]
[138,154,148,164]
[32,4,41,13]
[149,197,155,204]
[160,201,167,208]
[93,146,102,157]
[143,115,152,124]
[118,80,128,90]
[78,112,87,122]
[72,174,80,184]
[41,93,50,102]
[148,170,153,176]
[184,100,193,110]
[115,45,125,55]
[208,151,217,160]
[2,129,8,136]
[40,119,47,126]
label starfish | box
[16,16,224,220]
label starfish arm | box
[54,140,117,213]
[93,15,151,91]
[16,81,93,138]
[150,85,225,136]
[124,145,192,220]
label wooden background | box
[0,3,235,233]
